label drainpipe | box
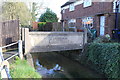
[113,1,120,41]
[63,21,65,32]
[61,20,64,32]
[115,1,119,29]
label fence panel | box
[0,20,19,46]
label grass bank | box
[10,57,42,78]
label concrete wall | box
[22,28,87,54]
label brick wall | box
[61,2,115,36]
[62,2,113,19]
[32,22,42,30]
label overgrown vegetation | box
[10,57,42,78]
[80,35,120,78]
[85,43,120,78]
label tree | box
[2,2,32,27]
[39,8,58,22]
[31,2,46,22]
[31,2,38,22]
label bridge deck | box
[21,28,87,53]
[30,44,83,53]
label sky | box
[3,0,68,21]
[45,0,68,20]
[37,0,68,21]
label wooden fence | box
[0,20,19,47]
[32,22,72,32]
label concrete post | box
[83,28,87,46]
[84,28,87,44]
[83,28,87,44]
[21,28,25,42]
[24,28,30,55]
[18,40,23,59]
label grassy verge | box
[10,57,42,78]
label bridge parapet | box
[21,28,87,54]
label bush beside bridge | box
[80,43,120,78]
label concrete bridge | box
[21,28,87,54]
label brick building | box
[61,0,120,36]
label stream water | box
[31,51,105,79]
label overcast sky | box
[47,0,68,19]
[3,0,68,21]
[41,0,68,21]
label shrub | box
[38,22,46,31]
[85,43,120,78]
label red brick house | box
[61,0,120,37]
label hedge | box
[38,22,53,31]
[83,43,120,78]
[38,22,46,31]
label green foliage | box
[93,35,111,43]
[10,58,42,78]
[38,22,46,31]
[39,8,58,22]
[2,2,32,27]
[85,43,120,78]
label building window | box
[69,4,75,11]
[113,0,120,12]
[68,19,76,32]
[62,9,65,13]
[83,0,92,8]
[82,17,93,29]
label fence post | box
[0,47,3,77]
[18,40,23,59]
[0,47,3,64]
[84,28,87,44]
[0,47,8,79]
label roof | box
[61,0,116,8]
[61,1,74,8]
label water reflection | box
[32,52,105,79]
[35,59,65,78]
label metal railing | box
[0,40,23,79]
